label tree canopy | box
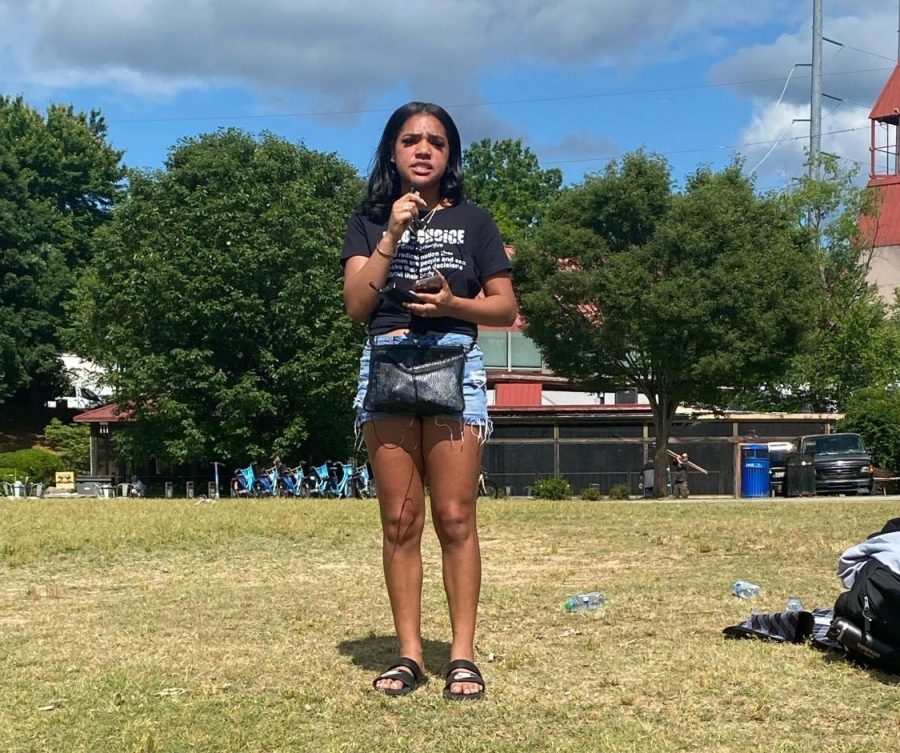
[0,96,124,405]
[463,138,562,247]
[68,129,364,465]
[514,151,817,491]
[838,385,900,473]
[738,158,900,412]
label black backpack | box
[833,558,900,670]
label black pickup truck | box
[794,432,875,496]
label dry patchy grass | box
[2,496,900,752]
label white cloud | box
[734,99,870,188]
[709,6,898,108]
[7,0,790,105]
[704,4,896,185]
[2,0,889,185]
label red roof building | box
[73,402,133,478]
[72,402,132,425]
[861,63,900,300]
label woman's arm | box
[342,253,392,323]
[406,271,518,327]
[342,192,426,323]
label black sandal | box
[372,656,427,697]
[443,659,485,701]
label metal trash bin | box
[164,481,174,499]
[186,481,194,498]
[76,476,112,496]
[741,443,770,498]
[784,454,816,497]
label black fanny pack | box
[364,340,470,416]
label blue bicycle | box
[350,461,376,498]
[231,465,257,497]
[280,465,309,497]
[328,461,354,498]
[303,462,332,497]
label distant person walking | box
[641,458,655,498]
[673,453,689,498]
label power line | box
[836,42,897,63]
[106,66,894,125]
[748,120,798,175]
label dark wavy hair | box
[361,101,464,223]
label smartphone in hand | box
[413,274,442,293]
[369,280,422,305]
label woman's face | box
[392,113,450,193]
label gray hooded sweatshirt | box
[837,531,900,588]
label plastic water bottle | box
[732,581,762,599]
[565,591,605,612]
[785,596,804,613]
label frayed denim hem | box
[354,413,493,450]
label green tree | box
[68,129,364,465]
[42,418,90,471]
[741,158,900,412]
[0,96,124,406]
[463,138,562,246]
[514,152,816,494]
[838,385,900,473]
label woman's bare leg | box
[423,420,484,696]
[364,417,427,691]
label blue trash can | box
[741,443,770,498]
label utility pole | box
[809,0,823,179]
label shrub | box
[42,419,90,471]
[580,486,603,501]
[0,467,19,483]
[533,477,571,500]
[0,448,63,484]
[608,484,631,500]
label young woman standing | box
[341,102,517,699]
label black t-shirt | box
[340,202,511,337]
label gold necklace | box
[412,204,442,236]
[420,204,441,225]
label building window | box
[480,331,509,369]
[481,331,545,370]
[510,333,543,369]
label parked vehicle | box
[767,441,794,496]
[46,385,106,410]
[45,354,112,409]
[793,433,874,496]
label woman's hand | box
[405,272,453,319]
[409,271,517,328]
[385,190,427,245]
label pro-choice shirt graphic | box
[391,224,468,281]
[341,202,511,337]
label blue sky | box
[1,1,896,190]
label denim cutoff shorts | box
[353,332,491,441]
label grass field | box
[2,495,900,753]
